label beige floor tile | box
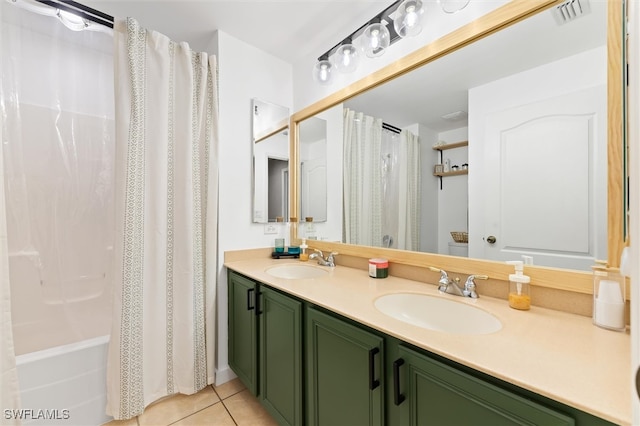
[223,389,277,426]
[171,402,235,426]
[213,377,246,400]
[102,418,138,426]
[138,386,220,426]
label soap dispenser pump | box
[507,260,531,310]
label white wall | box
[437,127,469,254]
[292,1,508,111]
[209,30,293,384]
[404,123,438,253]
[308,104,343,242]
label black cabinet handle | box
[369,347,380,390]
[255,290,262,316]
[393,358,405,406]
[246,288,254,311]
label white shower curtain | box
[397,130,420,251]
[106,18,219,420]
[0,136,21,425]
[343,108,420,250]
[343,108,383,246]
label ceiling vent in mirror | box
[441,110,467,122]
[552,0,591,25]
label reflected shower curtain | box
[343,109,383,247]
[397,130,420,251]
[343,108,420,250]
[106,18,219,420]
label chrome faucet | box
[429,267,488,299]
[309,249,338,267]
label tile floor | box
[104,379,277,426]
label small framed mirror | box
[252,98,290,223]
[299,116,327,223]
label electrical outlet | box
[264,224,278,234]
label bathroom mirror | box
[291,0,624,287]
[299,116,327,223]
[252,98,290,223]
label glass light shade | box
[57,9,88,31]
[334,43,360,73]
[439,0,470,14]
[394,0,425,38]
[361,22,390,58]
[312,59,334,85]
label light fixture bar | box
[34,0,114,28]
[316,0,403,62]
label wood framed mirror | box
[288,0,625,294]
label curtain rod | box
[383,122,401,134]
[34,0,114,28]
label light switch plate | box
[264,224,278,234]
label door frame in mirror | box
[288,0,625,295]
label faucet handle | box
[429,267,450,289]
[463,275,488,298]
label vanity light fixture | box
[438,0,470,14]
[313,0,425,85]
[394,0,425,38]
[6,0,114,30]
[335,38,360,73]
[312,54,334,85]
[361,16,391,58]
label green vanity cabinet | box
[228,271,258,395]
[227,271,303,426]
[259,285,303,426]
[393,344,575,426]
[228,269,614,426]
[305,307,385,426]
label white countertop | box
[224,256,631,425]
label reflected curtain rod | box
[383,122,401,134]
[34,0,114,28]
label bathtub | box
[15,336,112,425]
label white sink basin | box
[374,293,502,335]
[266,264,329,279]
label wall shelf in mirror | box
[434,170,468,177]
[433,140,468,151]
[433,141,468,189]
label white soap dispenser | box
[506,260,531,310]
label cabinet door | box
[306,307,384,426]
[395,345,574,426]
[227,271,258,395]
[259,286,303,426]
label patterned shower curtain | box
[343,108,420,250]
[343,108,383,247]
[106,18,218,420]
